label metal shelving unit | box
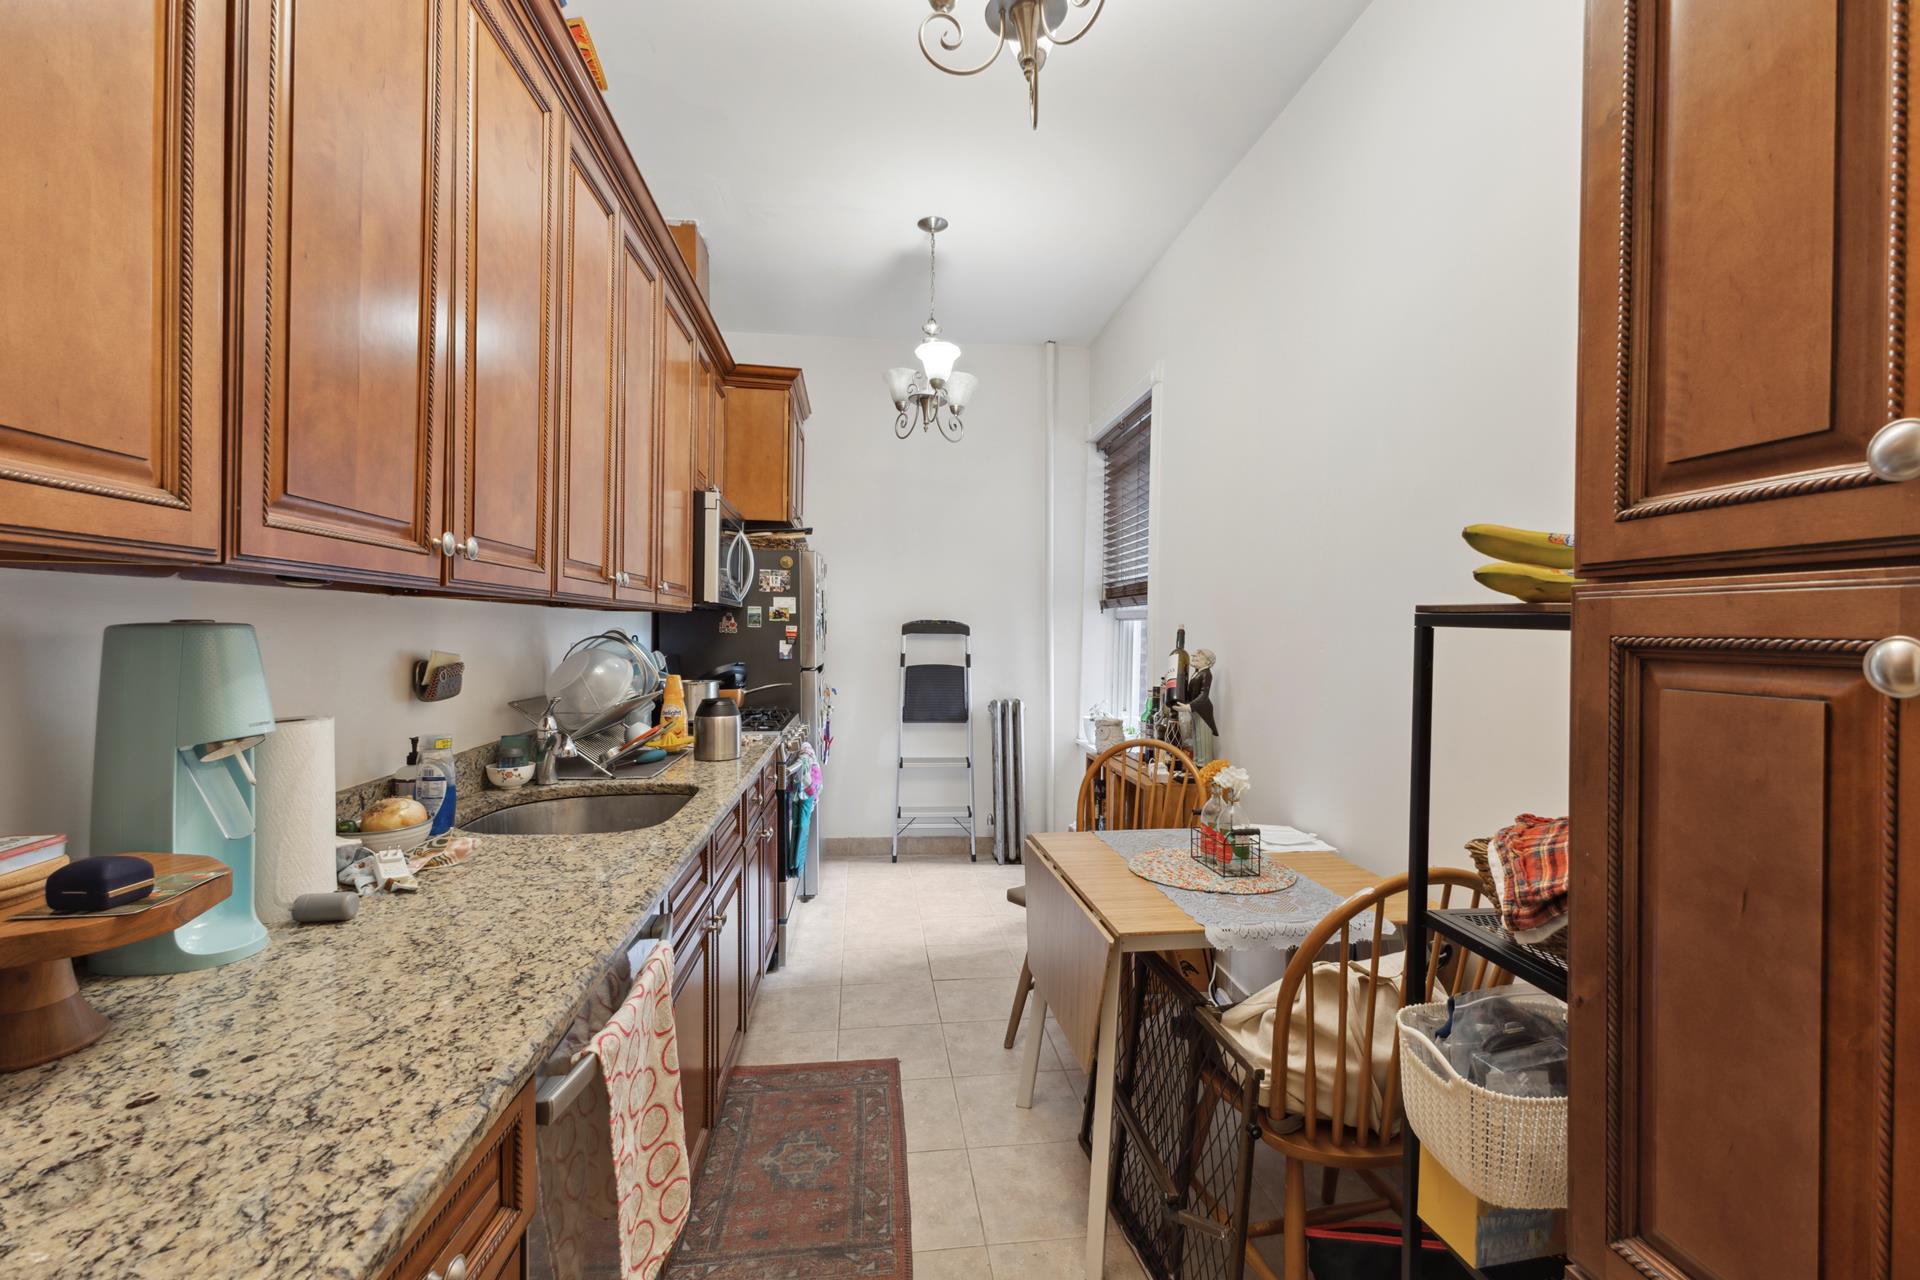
[1401,602,1571,1280]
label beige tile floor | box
[740,845,1389,1279]
[739,846,1150,1280]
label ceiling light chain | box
[885,216,976,443]
[919,0,1108,129]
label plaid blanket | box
[1492,813,1569,936]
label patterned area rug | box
[662,1061,910,1279]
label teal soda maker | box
[88,621,276,974]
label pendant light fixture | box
[919,0,1107,129]
[886,216,976,443]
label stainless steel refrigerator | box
[656,539,828,895]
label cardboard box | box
[1418,1147,1566,1269]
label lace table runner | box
[1097,827,1391,952]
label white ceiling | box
[564,0,1372,346]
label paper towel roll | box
[254,716,337,928]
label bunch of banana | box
[1462,523,1581,603]
[1462,523,1575,569]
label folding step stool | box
[893,620,976,862]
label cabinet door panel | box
[0,0,224,561]
[615,228,660,605]
[1569,580,1918,1280]
[673,927,712,1172]
[1577,0,1920,574]
[450,0,557,595]
[233,0,448,582]
[655,293,696,609]
[554,139,617,603]
[711,861,745,1098]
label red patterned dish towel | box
[1491,813,1570,942]
[597,941,692,1278]
[541,941,692,1279]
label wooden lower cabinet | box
[0,0,227,563]
[381,1079,535,1280]
[755,798,779,977]
[710,854,746,1100]
[1568,575,1920,1279]
[672,917,714,1171]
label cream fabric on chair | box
[1218,952,1405,1133]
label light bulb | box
[916,339,961,386]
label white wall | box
[1090,0,1582,895]
[0,568,650,851]
[725,331,1091,841]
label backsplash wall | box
[0,568,652,853]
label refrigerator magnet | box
[746,606,763,628]
[778,639,795,660]
[758,568,791,593]
[769,596,796,621]
[718,612,738,635]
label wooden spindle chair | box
[1003,738,1204,1049]
[1224,869,1505,1279]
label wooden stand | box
[0,853,230,1071]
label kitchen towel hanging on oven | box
[537,942,689,1280]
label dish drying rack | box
[508,692,666,778]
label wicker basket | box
[1465,837,1500,907]
[1396,1002,1568,1209]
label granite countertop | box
[0,737,778,1279]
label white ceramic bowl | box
[351,818,434,852]
[486,763,535,790]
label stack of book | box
[0,835,69,914]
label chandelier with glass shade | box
[919,0,1106,129]
[887,216,977,443]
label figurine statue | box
[1184,648,1219,739]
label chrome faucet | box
[533,711,570,785]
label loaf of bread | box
[359,796,429,832]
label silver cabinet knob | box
[436,531,456,557]
[463,536,479,560]
[427,1257,466,1280]
[1865,635,1920,698]
[621,572,631,587]
[1868,418,1920,482]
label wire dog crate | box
[1107,953,1265,1280]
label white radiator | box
[987,698,1027,865]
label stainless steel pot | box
[681,677,724,710]
[693,697,741,762]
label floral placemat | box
[1125,845,1298,895]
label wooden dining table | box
[1018,829,1409,1280]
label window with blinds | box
[1097,398,1151,610]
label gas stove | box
[741,706,797,734]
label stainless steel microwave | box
[694,489,755,608]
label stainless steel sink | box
[461,791,693,836]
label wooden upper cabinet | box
[1577,0,1920,575]
[0,0,225,562]
[1569,576,1919,1280]
[723,366,811,526]
[448,0,560,597]
[232,0,451,584]
[656,292,697,609]
[790,416,806,527]
[692,347,717,493]
[615,226,663,606]
[554,135,620,603]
